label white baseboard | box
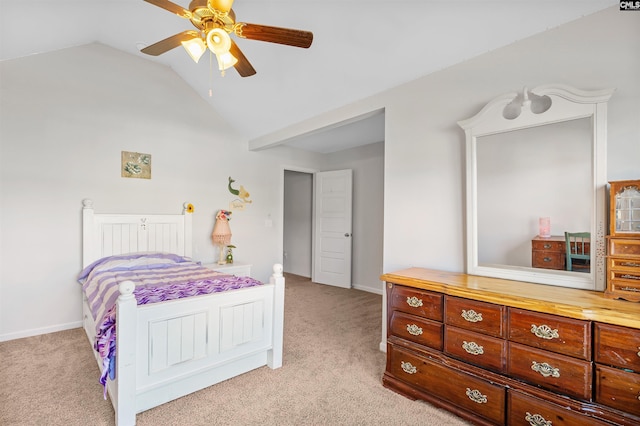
[352,283,383,295]
[0,320,82,342]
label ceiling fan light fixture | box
[143,0,313,77]
[206,28,232,55]
[181,37,206,63]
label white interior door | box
[313,169,353,288]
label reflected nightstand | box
[202,262,252,277]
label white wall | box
[2,7,638,341]
[249,7,639,276]
[240,7,639,350]
[0,44,324,340]
[381,7,639,274]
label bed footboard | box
[109,264,285,426]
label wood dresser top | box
[381,268,640,329]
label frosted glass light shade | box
[181,38,206,63]
[206,28,232,55]
[216,51,238,71]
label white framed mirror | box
[458,84,614,290]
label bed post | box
[82,199,95,268]
[268,263,285,369]
[115,280,137,426]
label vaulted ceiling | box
[0,0,617,152]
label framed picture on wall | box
[121,151,151,179]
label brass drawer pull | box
[525,412,552,426]
[531,324,559,340]
[465,388,487,404]
[531,361,560,378]
[621,261,640,267]
[401,361,417,374]
[543,257,552,262]
[543,243,552,249]
[621,274,640,280]
[406,296,423,308]
[406,324,423,336]
[462,341,484,355]
[619,286,640,292]
[461,309,483,323]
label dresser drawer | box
[445,296,506,338]
[532,250,564,270]
[389,310,443,351]
[608,256,640,271]
[507,342,592,400]
[608,268,640,284]
[595,364,640,417]
[444,326,507,374]
[607,275,640,298]
[608,237,640,256]
[508,389,612,426]
[508,308,591,360]
[387,344,506,425]
[531,239,565,252]
[388,284,443,321]
[595,323,640,371]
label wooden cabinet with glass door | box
[606,179,640,301]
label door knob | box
[344,233,351,237]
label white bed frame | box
[81,199,285,426]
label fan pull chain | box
[209,51,213,97]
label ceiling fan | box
[141,0,313,77]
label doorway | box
[283,169,354,288]
[283,170,313,277]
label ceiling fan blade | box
[144,0,191,18]
[229,40,256,77]
[141,31,200,56]
[236,23,313,48]
[208,0,234,13]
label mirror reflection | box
[477,118,592,274]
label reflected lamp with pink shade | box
[212,210,232,264]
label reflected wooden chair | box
[565,232,590,272]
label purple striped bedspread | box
[77,252,263,395]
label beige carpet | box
[0,274,470,425]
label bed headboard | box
[82,199,193,268]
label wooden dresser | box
[606,179,640,301]
[382,268,640,426]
